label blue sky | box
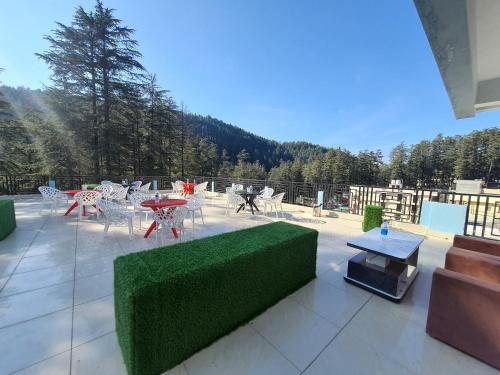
[1,0,499,157]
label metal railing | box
[1,174,499,239]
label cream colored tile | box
[185,325,299,375]
[161,364,190,375]
[71,332,126,375]
[1,264,74,296]
[0,253,22,278]
[12,351,70,375]
[73,295,115,347]
[0,276,8,290]
[75,255,115,279]
[0,282,74,328]
[15,251,75,273]
[289,279,369,327]
[251,297,340,370]
[303,328,416,375]
[0,309,72,374]
[74,272,114,305]
[24,239,76,257]
[342,298,499,375]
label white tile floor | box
[0,197,498,375]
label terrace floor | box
[0,196,498,375]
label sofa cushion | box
[446,246,500,284]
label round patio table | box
[236,191,260,215]
[141,198,188,238]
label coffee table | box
[344,228,424,302]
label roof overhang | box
[414,0,500,118]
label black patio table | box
[235,191,260,215]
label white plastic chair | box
[256,187,274,212]
[110,186,129,205]
[94,184,113,200]
[38,186,66,214]
[110,182,124,192]
[74,190,102,219]
[152,206,189,241]
[171,182,179,195]
[139,182,151,192]
[175,181,185,194]
[258,187,274,199]
[226,189,246,215]
[194,181,209,198]
[128,192,152,228]
[263,192,286,218]
[186,194,205,229]
[129,181,142,192]
[96,199,134,240]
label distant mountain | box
[0,86,47,113]
[186,114,328,169]
[1,85,330,170]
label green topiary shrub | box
[0,199,16,240]
[114,221,318,375]
[362,205,383,232]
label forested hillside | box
[0,0,498,188]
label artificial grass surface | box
[0,199,16,240]
[362,205,383,232]
[114,221,318,375]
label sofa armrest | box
[446,247,500,284]
[426,268,500,369]
[453,235,500,256]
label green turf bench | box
[114,221,318,375]
[0,199,16,241]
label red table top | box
[141,199,187,209]
[64,189,81,197]
[64,189,102,197]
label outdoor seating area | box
[0,192,498,375]
[2,0,500,374]
[35,180,214,242]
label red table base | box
[63,190,98,216]
[141,199,188,239]
[143,222,178,239]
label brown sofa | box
[426,235,500,370]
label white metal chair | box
[94,184,113,200]
[139,182,151,192]
[128,192,152,228]
[152,206,189,241]
[186,194,205,229]
[263,192,286,218]
[96,199,135,240]
[226,189,246,215]
[38,186,66,214]
[194,181,209,198]
[110,185,129,205]
[74,190,102,219]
